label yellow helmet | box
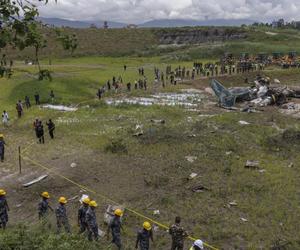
[143,221,152,231]
[114,208,123,217]
[58,197,67,204]
[41,192,50,199]
[83,197,91,205]
[89,200,98,207]
[0,189,6,196]
[0,134,3,138]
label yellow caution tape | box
[21,153,219,250]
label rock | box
[258,169,266,173]
[288,163,294,168]
[133,131,144,137]
[70,162,77,168]
[226,151,232,156]
[229,201,238,207]
[153,210,160,215]
[151,119,165,124]
[185,156,197,163]
[245,160,260,169]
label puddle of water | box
[105,89,204,108]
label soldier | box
[86,200,99,241]
[38,191,53,220]
[55,197,70,233]
[135,221,154,250]
[0,189,9,229]
[78,197,90,234]
[107,208,123,250]
[169,216,188,250]
[46,119,55,139]
[0,134,6,162]
[189,239,204,250]
[50,90,55,103]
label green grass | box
[0,56,300,249]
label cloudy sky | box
[37,0,300,23]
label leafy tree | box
[56,29,78,56]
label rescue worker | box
[0,134,6,162]
[169,216,188,250]
[107,208,123,250]
[36,121,45,144]
[86,200,99,241]
[38,191,53,220]
[135,221,154,250]
[46,119,55,139]
[0,189,9,229]
[78,197,90,234]
[190,239,204,250]
[55,197,70,233]
[2,111,8,127]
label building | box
[272,19,285,28]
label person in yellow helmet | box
[0,189,9,229]
[86,200,99,241]
[0,134,6,162]
[78,197,90,234]
[135,221,154,250]
[38,191,53,220]
[107,208,123,250]
[55,197,70,233]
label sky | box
[37,0,300,23]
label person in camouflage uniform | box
[78,197,90,234]
[55,197,70,233]
[135,221,154,250]
[169,216,188,250]
[107,208,123,250]
[85,200,99,241]
[38,192,53,220]
[0,189,9,229]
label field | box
[0,52,300,250]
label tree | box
[55,29,78,56]
[0,0,55,79]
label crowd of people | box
[0,189,205,250]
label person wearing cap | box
[107,208,123,250]
[0,189,9,229]
[135,221,154,250]
[86,200,99,241]
[0,134,6,162]
[55,197,70,233]
[78,197,90,234]
[190,239,204,250]
[38,192,53,220]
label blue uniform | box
[85,207,99,240]
[55,204,70,233]
[0,197,9,229]
[110,216,122,249]
[78,204,89,233]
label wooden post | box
[18,146,22,174]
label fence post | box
[18,146,22,174]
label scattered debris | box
[151,119,165,124]
[185,156,197,163]
[228,201,238,207]
[70,162,77,168]
[188,173,198,180]
[226,151,233,156]
[245,160,260,169]
[258,169,266,173]
[42,104,78,112]
[240,218,248,222]
[133,131,144,137]
[23,175,48,187]
[68,195,79,201]
[288,163,294,168]
[16,204,22,208]
[191,184,209,193]
[239,120,250,125]
[98,228,105,237]
[153,210,160,215]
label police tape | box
[21,153,219,250]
